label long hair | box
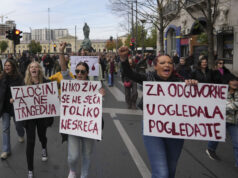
[24,61,44,85]
[0,59,21,80]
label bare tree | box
[109,0,182,54]
[180,0,230,66]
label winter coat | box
[212,67,232,84]
[191,68,214,83]
[176,64,192,79]
[18,56,32,77]
[43,56,54,69]
[0,74,24,117]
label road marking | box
[111,113,151,178]
[104,83,125,102]
[103,108,142,116]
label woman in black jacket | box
[212,59,231,84]
[23,61,54,178]
[191,57,214,83]
[0,59,25,160]
[118,46,197,178]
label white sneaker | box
[68,171,76,178]
[0,152,11,160]
[28,171,34,178]
[18,137,24,143]
[41,149,48,161]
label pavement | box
[0,72,237,178]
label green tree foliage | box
[0,41,8,54]
[105,37,123,51]
[125,24,156,48]
[28,40,42,54]
[116,39,123,49]
[145,27,157,48]
[105,40,115,51]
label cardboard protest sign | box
[11,81,60,121]
[60,80,102,140]
[143,82,228,142]
[70,56,99,76]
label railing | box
[163,1,179,16]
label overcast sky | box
[0,0,127,39]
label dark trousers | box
[125,81,138,107]
[25,119,47,171]
[45,67,52,77]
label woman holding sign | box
[23,61,54,178]
[0,59,25,160]
[59,42,105,178]
[118,46,197,178]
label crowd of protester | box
[0,46,237,178]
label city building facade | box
[160,0,237,73]
[0,20,16,36]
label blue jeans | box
[108,73,113,86]
[1,112,25,153]
[68,135,95,178]
[143,136,184,178]
[207,123,238,167]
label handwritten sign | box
[60,80,102,140]
[11,82,60,121]
[143,82,228,141]
[70,56,99,76]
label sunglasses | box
[75,69,87,75]
[218,62,224,64]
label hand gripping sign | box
[11,81,60,121]
[143,82,228,142]
[59,80,102,140]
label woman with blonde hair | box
[24,61,54,178]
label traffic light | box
[53,44,57,51]
[6,30,13,40]
[130,42,135,51]
[13,29,22,45]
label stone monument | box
[80,23,94,52]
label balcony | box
[163,1,180,17]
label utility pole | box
[131,1,134,55]
[48,8,50,54]
[75,25,77,53]
[135,0,138,54]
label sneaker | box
[18,137,24,143]
[0,152,11,160]
[206,149,220,161]
[28,171,34,178]
[41,149,48,161]
[68,171,76,178]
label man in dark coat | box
[18,52,32,77]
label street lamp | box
[140,19,146,57]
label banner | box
[60,80,102,140]
[143,82,228,141]
[11,81,60,121]
[70,56,99,76]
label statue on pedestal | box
[80,23,94,52]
